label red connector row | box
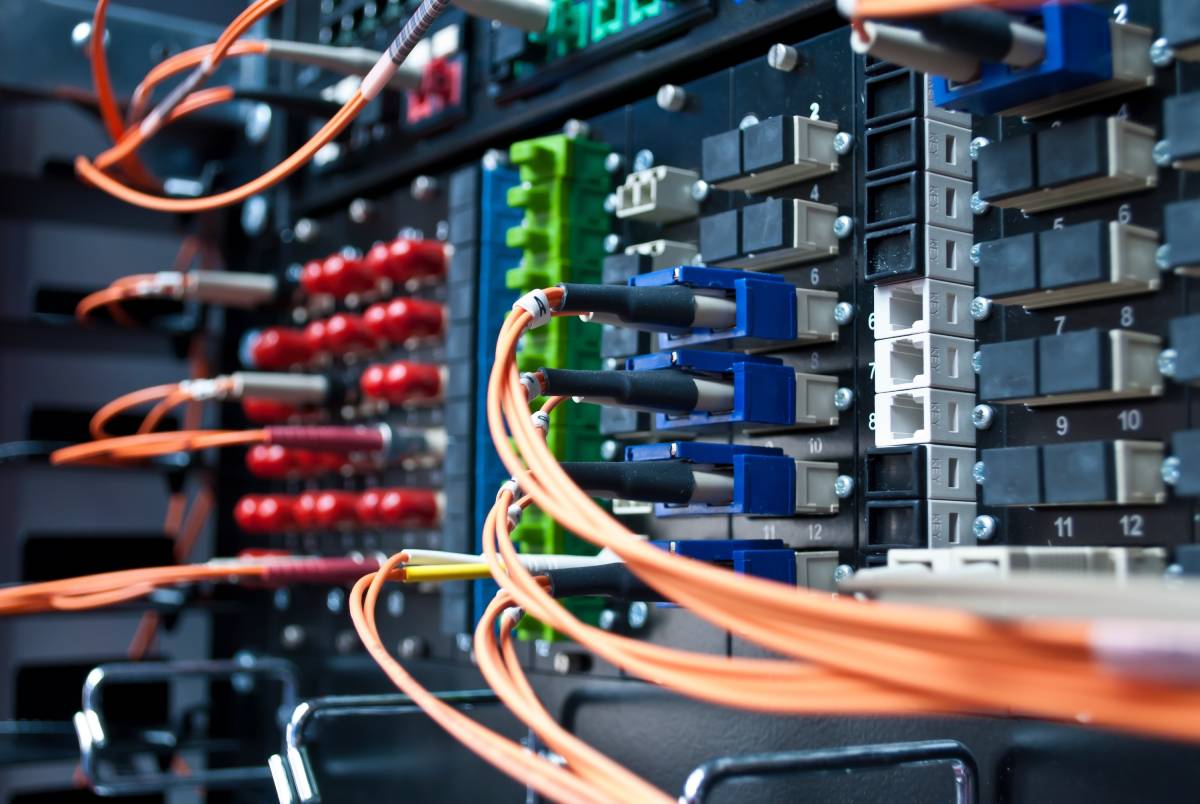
[235,488,442,534]
[299,238,447,298]
[246,298,445,370]
[245,444,382,479]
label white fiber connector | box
[873,278,974,339]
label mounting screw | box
[969,243,983,265]
[738,114,760,131]
[325,588,345,614]
[972,514,997,542]
[604,152,624,174]
[242,195,270,237]
[656,84,688,112]
[1162,456,1182,486]
[833,564,855,584]
[244,103,272,145]
[386,589,405,617]
[1157,244,1173,271]
[969,136,990,160]
[399,636,428,659]
[71,20,109,49]
[1166,563,1185,579]
[969,296,993,321]
[293,217,320,243]
[597,609,618,631]
[833,301,855,325]
[552,651,591,675]
[603,193,618,214]
[833,474,855,499]
[562,118,590,138]
[411,175,439,201]
[272,588,291,611]
[1150,37,1175,68]
[690,180,710,202]
[1154,139,1174,167]
[482,148,508,171]
[1158,348,1179,378]
[335,630,360,655]
[972,460,986,485]
[280,624,307,650]
[348,197,375,224]
[970,192,990,215]
[603,234,622,254]
[599,439,620,461]
[833,215,854,239]
[972,404,996,430]
[833,132,854,155]
[971,350,983,374]
[633,149,655,172]
[627,601,649,630]
[767,43,800,72]
[833,387,855,411]
[456,633,473,653]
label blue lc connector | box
[652,537,799,585]
[627,441,796,517]
[625,349,795,430]
[630,266,797,348]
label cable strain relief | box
[267,425,388,452]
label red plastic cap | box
[324,313,377,355]
[300,260,329,295]
[355,489,386,526]
[248,327,313,370]
[361,361,442,404]
[366,298,446,343]
[303,319,329,354]
[378,488,441,528]
[245,444,295,479]
[372,238,447,284]
[234,494,295,534]
[321,254,375,297]
[312,491,359,530]
[242,397,297,424]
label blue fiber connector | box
[932,5,1116,116]
[651,537,798,585]
[630,265,798,348]
[625,349,796,429]
[628,442,797,516]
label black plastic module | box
[981,446,1043,507]
[976,135,1037,203]
[978,339,1038,401]
[1038,220,1108,290]
[1041,441,1116,505]
[1037,330,1108,397]
[977,231,1038,298]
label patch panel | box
[701,198,840,270]
[701,115,841,192]
[979,441,1166,508]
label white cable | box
[513,289,553,329]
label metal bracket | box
[270,690,498,804]
[74,657,299,797]
[680,739,979,804]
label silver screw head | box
[603,193,618,214]
[293,217,320,243]
[1162,456,1183,486]
[604,152,624,174]
[281,624,307,650]
[690,180,710,202]
[242,195,269,237]
[627,601,649,630]
[562,118,590,138]
[656,84,688,112]
[632,149,655,172]
[1150,37,1175,67]
[1159,348,1179,378]
[767,43,800,72]
[833,215,854,239]
[335,630,359,654]
[456,633,473,653]
[603,233,622,254]
[833,474,855,499]
[1157,244,1173,271]
[972,403,996,430]
[833,387,855,411]
[273,588,291,611]
[325,588,345,613]
[969,243,983,265]
[969,136,990,160]
[972,460,986,485]
[738,114,760,131]
[971,350,983,374]
[597,609,618,631]
[833,564,855,584]
[969,296,993,321]
[599,439,620,461]
[1154,139,1173,167]
[348,197,374,223]
[482,148,508,171]
[833,301,855,325]
[399,636,428,659]
[972,514,998,541]
[386,589,405,617]
[970,192,990,215]
[411,175,439,201]
[833,132,854,155]
[244,103,273,145]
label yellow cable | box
[402,564,495,583]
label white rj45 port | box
[873,278,974,339]
[874,388,975,447]
[614,166,700,224]
[874,333,975,393]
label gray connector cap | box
[453,0,550,32]
[262,39,424,91]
